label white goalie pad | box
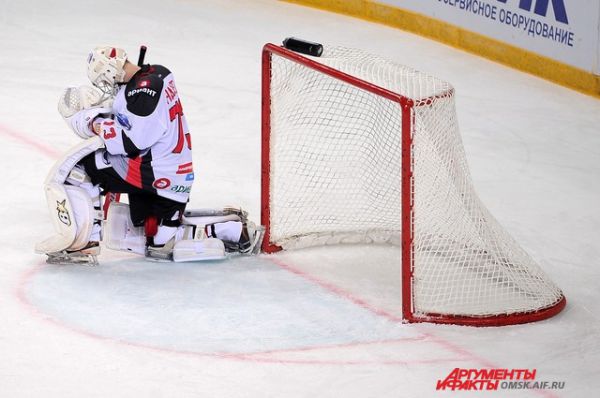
[36,137,104,255]
[173,238,226,262]
[35,183,95,254]
[183,207,245,238]
[45,136,104,186]
[103,204,259,261]
[104,202,146,255]
[184,211,241,228]
[104,203,230,261]
[184,214,242,240]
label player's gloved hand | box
[65,107,113,139]
[92,118,103,136]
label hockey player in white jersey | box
[36,46,262,264]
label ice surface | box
[1,0,599,397]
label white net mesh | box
[265,45,564,321]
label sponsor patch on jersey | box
[127,87,157,97]
[185,173,195,181]
[153,178,171,190]
[171,185,192,194]
[176,162,193,174]
[116,113,132,130]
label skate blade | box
[46,252,99,266]
[144,255,173,263]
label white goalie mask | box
[87,46,128,94]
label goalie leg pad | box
[67,184,97,251]
[205,221,243,243]
[172,238,226,262]
[35,183,96,254]
[44,136,104,185]
[183,207,264,255]
[104,202,146,255]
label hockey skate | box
[246,222,266,255]
[187,207,265,256]
[224,221,265,255]
[145,237,176,262]
[45,241,100,266]
[218,207,265,254]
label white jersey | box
[94,64,194,203]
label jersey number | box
[169,100,192,153]
[102,121,117,140]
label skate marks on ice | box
[18,246,467,366]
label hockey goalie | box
[35,46,263,265]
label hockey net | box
[261,43,565,326]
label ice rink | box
[1,0,599,397]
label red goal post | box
[260,42,566,326]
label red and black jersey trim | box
[125,150,155,191]
[140,151,156,192]
[122,131,141,158]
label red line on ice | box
[0,122,61,158]
[267,256,560,398]
[15,263,463,366]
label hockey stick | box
[137,45,147,67]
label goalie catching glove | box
[58,85,113,139]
